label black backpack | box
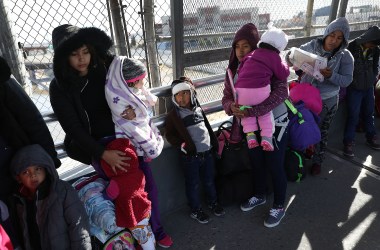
[284,148,306,182]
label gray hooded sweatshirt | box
[10,144,91,250]
[300,17,354,100]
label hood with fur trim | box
[52,24,113,84]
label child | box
[105,56,164,160]
[105,56,172,248]
[343,25,380,157]
[235,24,290,151]
[101,138,155,250]
[165,77,225,224]
[9,144,91,249]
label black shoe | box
[343,143,354,157]
[209,202,225,216]
[190,209,210,224]
[367,137,380,150]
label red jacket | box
[101,138,151,228]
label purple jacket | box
[236,48,289,89]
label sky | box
[4,0,379,45]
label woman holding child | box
[49,24,172,248]
[222,23,289,228]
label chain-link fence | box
[1,0,380,170]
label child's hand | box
[121,106,136,120]
[230,102,245,118]
[102,150,130,174]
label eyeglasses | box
[174,90,190,98]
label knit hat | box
[228,23,260,72]
[121,58,147,83]
[171,77,196,107]
[258,23,288,52]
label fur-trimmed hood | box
[52,24,113,84]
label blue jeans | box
[249,126,288,206]
[343,87,376,144]
[181,151,217,211]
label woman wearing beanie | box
[222,23,289,228]
[287,17,354,175]
[49,24,172,248]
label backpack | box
[285,99,321,151]
[91,229,135,250]
[284,148,306,182]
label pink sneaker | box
[261,140,274,151]
[247,139,259,149]
[157,235,173,248]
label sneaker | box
[261,139,274,151]
[343,142,354,157]
[247,132,259,149]
[209,202,225,216]
[264,207,286,228]
[240,196,266,212]
[190,209,210,224]
[157,235,173,248]
[366,137,380,150]
[311,163,321,176]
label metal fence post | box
[109,0,128,55]
[305,0,314,37]
[144,0,161,87]
[0,0,29,87]
[338,0,349,18]
[170,0,184,80]
[328,0,340,23]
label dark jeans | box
[344,87,376,143]
[181,151,217,211]
[249,126,288,207]
[138,158,167,241]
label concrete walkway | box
[159,109,380,250]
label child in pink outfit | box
[235,24,290,150]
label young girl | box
[235,24,289,151]
[105,56,164,160]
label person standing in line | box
[222,23,289,228]
[165,77,225,224]
[49,24,173,248]
[343,25,380,157]
[287,17,354,175]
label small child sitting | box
[165,77,225,224]
[10,144,91,249]
[101,138,155,250]
[235,24,290,151]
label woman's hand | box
[320,68,332,79]
[102,150,131,174]
[121,106,136,120]
[230,102,247,118]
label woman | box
[49,24,172,248]
[222,23,289,228]
[292,17,354,175]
